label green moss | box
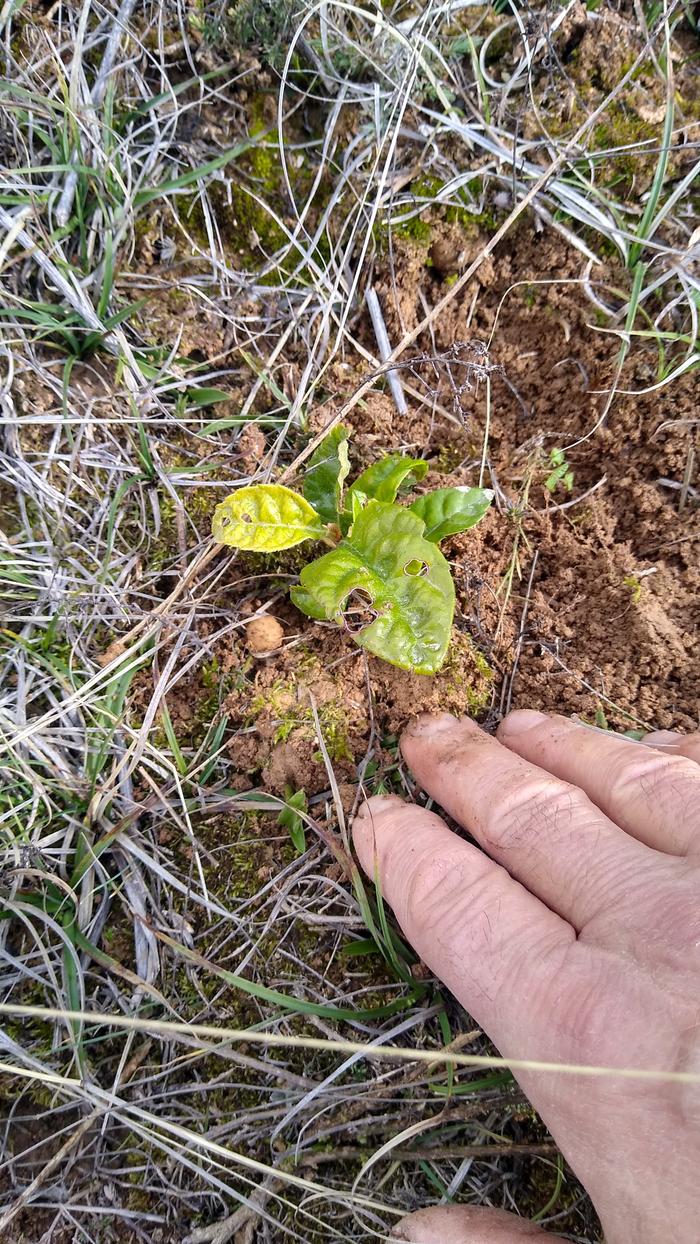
[146,481,222,572]
[373,168,507,253]
[167,98,289,274]
[441,632,494,714]
[395,216,433,244]
[201,655,221,691]
[190,812,273,902]
[409,173,502,234]
[208,176,287,261]
[248,98,277,182]
[410,173,445,201]
[248,663,352,762]
[192,94,332,286]
[433,445,465,473]
[623,573,643,604]
[373,213,432,252]
[313,700,353,763]
[592,104,658,198]
[678,84,700,123]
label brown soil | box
[7,10,699,1244]
[419,230,698,732]
[220,625,493,799]
[192,221,699,795]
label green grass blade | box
[133,138,258,208]
[155,926,419,1022]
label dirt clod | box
[245,615,285,654]
[429,229,468,275]
[238,423,267,473]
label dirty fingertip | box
[390,1209,452,1242]
[403,711,459,739]
[353,794,405,823]
[641,729,682,749]
[352,795,405,875]
[498,709,549,738]
[390,1207,550,1241]
[388,1209,464,1241]
[389,1217,418,1241]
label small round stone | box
[245,615,284,654]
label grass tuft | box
[0,0,696,1240]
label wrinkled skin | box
[353,712,700,1244]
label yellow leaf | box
[212,485,324,552]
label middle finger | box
[401,714,665,932]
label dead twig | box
[183,1176,283,1244]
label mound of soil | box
[222,626,493,798]
[201,222,698,795]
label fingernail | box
[404,711,458,738]
[353,794,403,824]
[500,709,547,736]
[389,1220,416,1241]
[642,730,681,748]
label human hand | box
[352,711,700,1243]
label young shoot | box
[545,447,575,495]
[212,427,493,674]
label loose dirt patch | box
[188,223,699,794]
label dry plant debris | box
[0,0,698,1241]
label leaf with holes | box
[212,484,326,551]
[290,501,454,674]
[303,425,350,526]
[408,486,493,542]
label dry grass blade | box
[1,0,697,1240]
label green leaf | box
[288,582,328,621]
[291,501,454,674]
[545,463,574,494]
[408,486,493,542]
[278,786,307,854]
[339,937,381,958]
[202,414,284,435]
[184,387,230,409]
[303,425,350,525]
[348,454,428,505]
[212,484,325,551]
[350,489,366,524]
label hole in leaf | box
[241,513,253,523]
[404,559,429,577]
[342,587,379,635]
[220,516,231,527]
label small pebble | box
[245,615,284,654]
